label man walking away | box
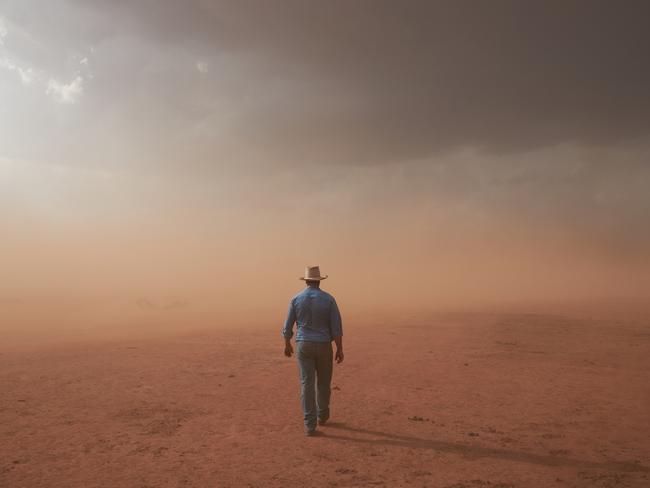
[282,265,344,436]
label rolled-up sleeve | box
[330,298,343,338]
[282,299,296,339]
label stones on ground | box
[408,416,435,422]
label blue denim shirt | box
[282,286,343,342]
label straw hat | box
[299,265,328,281]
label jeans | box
[296,341,333,430]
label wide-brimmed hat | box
[299,265,328,281]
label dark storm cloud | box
[69,0,650,164]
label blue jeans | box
[296,341,333,430]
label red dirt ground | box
[1,313,649,487]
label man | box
[282,265,344,436]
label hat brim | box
[299,275,328,281]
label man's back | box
[283,287,342,343]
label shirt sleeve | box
[330,298,343,338]
[282,299,296,339]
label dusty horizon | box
[2,1,650,336]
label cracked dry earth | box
[1,313,649,487]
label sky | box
[1,1,649,331]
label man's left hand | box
[284,342,293,357]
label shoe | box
[305,428,317,437]
[318,414,329,426]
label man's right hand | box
[284,342,293,357]
[335,349,344,363]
